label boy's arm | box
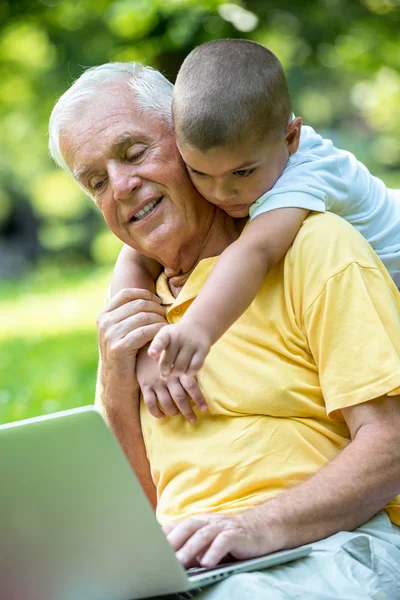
[111,244,162,296]
[185,207,310,341]
[149,208,309,376]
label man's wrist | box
[100,356,139,408]
[242,500,289,554]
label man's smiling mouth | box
[130,197,163,222]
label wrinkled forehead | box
[59,88,161,174]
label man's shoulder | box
[286,212,383,291]
[293,211,375,256]
[296,211,357,241]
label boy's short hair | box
[173,39,292,152]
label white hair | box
[48,62,174,173]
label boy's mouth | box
[217,203,249,213]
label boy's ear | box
[285,117,303,155]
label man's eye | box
[89,178,107,193]
[233,168,255,178]
[127,149,145,162]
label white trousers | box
[154,512,400,600]
[195,512,400,600]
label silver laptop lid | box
[0,407,189,600]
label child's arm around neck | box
[148,207,310,378]
[182,206,310,344]
[110,245,162,297]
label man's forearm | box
[96,361,157,509]
[94,288,166,510]
[251,423,400,551]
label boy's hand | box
[136,346,208,423]
[147,323,212,379]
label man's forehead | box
[71,131,139,179]
[62,87,152,171]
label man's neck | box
[165,209,246,297]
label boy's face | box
[178,119,301,218]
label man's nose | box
[109,164,142,201]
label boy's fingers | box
[156,388,180,417]
[159,344,181,378]
[169,347,195,376]
[143,390,165,420]
[187,350,207,377]
[180,376,208,412]
[148,327,171,359]
[167,380,197,423]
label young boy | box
[112,39,400,419]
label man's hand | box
[97,288,166,399]
[147,322,212,379]
[137,347,208,423]
[163,510,275,569]
[98,288,166,363]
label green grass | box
[0,265,112,424]
[0,332,98,423]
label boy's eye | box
[233,168,255,177]
[190,169,207,177]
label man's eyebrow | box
[73,133,137,180]
[113,133,136,152]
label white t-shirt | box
[249,123,400,275]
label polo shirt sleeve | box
[303,261,400,418]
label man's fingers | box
[162,522,177,535]
[167,379,197,423]
[106,312,165,343]
[180,376,207,412]
[166,517,209,552]
[99,299,165,332]
[117,322,165,353]
[200,530,237,568]
[175,524,224,568]
[105,288,161,311]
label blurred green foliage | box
[1,0,400,273]
[1,0,400,422]
[0,265,110,423]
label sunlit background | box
[1,0,400,423]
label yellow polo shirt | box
[140,213,400,525]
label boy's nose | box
[212,181,236,203]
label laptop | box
[0,406,312,600]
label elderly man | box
[49,62,400,598]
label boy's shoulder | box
[273,124,354,207]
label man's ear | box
[285,117,303,155]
